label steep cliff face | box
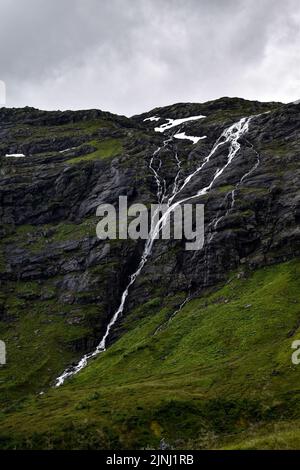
[0,98,300,449]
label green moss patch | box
[67,139,123,164]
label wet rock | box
[0,98,299,359]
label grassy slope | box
[0,258,300,449]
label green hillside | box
[1,259,300,449]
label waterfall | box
[55,115,253,387]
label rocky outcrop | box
[0,98,299,391]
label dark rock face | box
[0,98,299,389]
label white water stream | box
[209,137,261,242]
[55,114,254,386]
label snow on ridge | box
[174,132,207,145]
[143,116,160,122]
[5,153,25,158]
[155,115,206,133]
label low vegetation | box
[1,259,300,449]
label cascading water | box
[208,136,261,242]
[55,115,255,387]
[153,293,192,336]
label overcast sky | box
[0,0,299,116]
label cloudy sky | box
[1,0,299,115]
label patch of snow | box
[59,147,77,153]
[292,99,300,105]
[155,115,206,133]
[143,116,160,122]
[5,153,25,158]
[174,132,207,145]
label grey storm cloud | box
[0,0,300,115]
